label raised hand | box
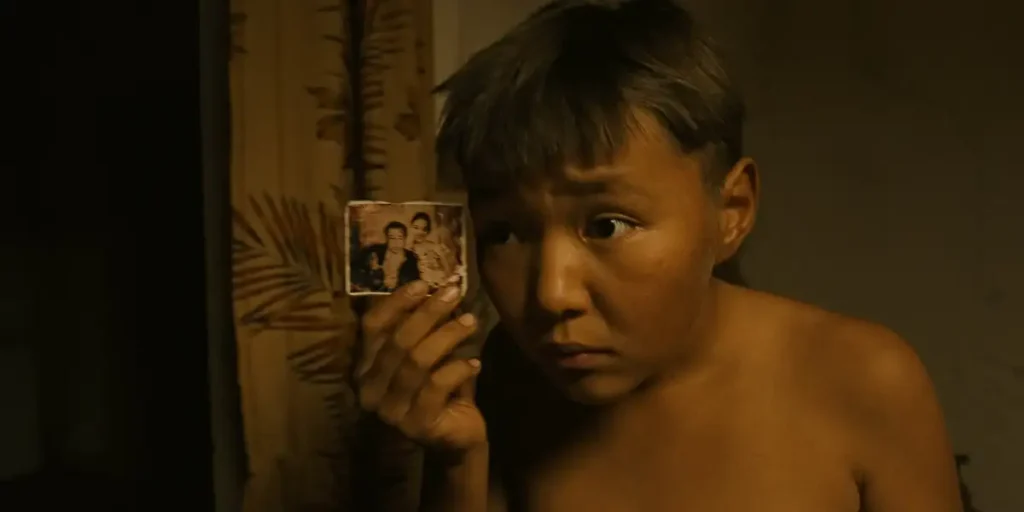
[356,281,487,452]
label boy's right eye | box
[478,222,521,246]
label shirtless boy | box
[355,1,963,510]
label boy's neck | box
[614,280,740,415]
[508,281,747,428]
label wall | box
[432,1,1024,510]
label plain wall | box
[433,1,1024,511]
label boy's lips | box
[541,342,618,370]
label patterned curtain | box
[226,0,462,510]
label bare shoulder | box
[789,300,932,407]
[731,286,962,511]
[730,287,938,410]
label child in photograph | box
[408,211,457,290]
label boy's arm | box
[420,359,494,512]
[846,327,963,512]
[419,325,506,512]
[420,444,497,512]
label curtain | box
[227,0,453,509]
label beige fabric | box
[228,0,437,509]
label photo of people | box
[346,201,467,296]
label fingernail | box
[457,313,476,326]
[440,285,461,302]
[468,358,481,370]
[406,281,429,297]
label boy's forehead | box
[467,133,701,205]
[484,116,693,175]
[467,165,664,209]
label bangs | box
[435,0,744,192]
[444,69,642,190]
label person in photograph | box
[409,211,457,289]
[353,220,420,292]
[434,208,462,256]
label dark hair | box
[410,212,432,233]
[435,0,745,192]
[383,221,407,237]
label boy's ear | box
[715,157,758,264]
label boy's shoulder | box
[742,287,931,404]
[736,287,951,477]
[737,287,934,409]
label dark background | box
[2,0,239,510]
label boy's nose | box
[533,231,590,318]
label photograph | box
[345,201,467,296]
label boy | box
[355,0,963,510]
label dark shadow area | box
[1,0,237,510]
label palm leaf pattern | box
[232,193,357,432]
[307,0,414,199]
[234,1,447,508]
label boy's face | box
[470,121,756,404]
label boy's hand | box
[356,280,487,452]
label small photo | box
[345,201,468,296]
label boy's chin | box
[554,372,644,406]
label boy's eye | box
[583,216,638,240]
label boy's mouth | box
[541,342,618,370]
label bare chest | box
[495,399,861,512]
[523,441,858,511]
